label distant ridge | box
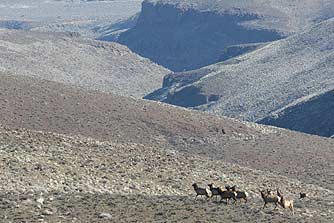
[0,29,170,97]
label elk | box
[277,189,294,215]
[300,192,307,199]
[219,188,237,204]
[192,183,210,200]
[260,190,280,209]
[208,183,221,200]
[230,185,248,203]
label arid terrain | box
[0,29,169,97]
[1,72,334,190]
[0,1,333,222]
[0,73,333,222]
[0,126,333,222]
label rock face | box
[117,0,334,71]
[145,18,334,137]
[0,29,170,97]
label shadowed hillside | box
[259,90,334,137]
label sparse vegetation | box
[0,125,333,222]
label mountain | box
[0,73,334,222]
[146,18,334,137]
[0,29,169,97]
[117,0,334,71]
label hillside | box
[0,126,333,222]
[117,0,334,71]
[146,18,334,137]
[2,1,333,222]
[1,72,334,193]
[0,29,169,97]
[259,89,334,137]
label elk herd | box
[192,183,305,215]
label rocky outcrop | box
[118,1,283,71]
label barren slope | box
[147,18,334,136]
[0,126,333,222]
[0,72,333,193]
[0,29,169,97]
